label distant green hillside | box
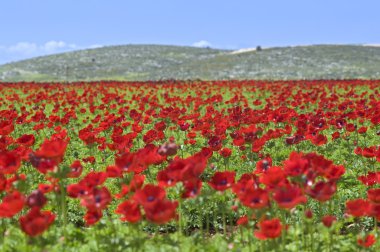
[1,44,380,81]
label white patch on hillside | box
[362,44,380,47]
[192,40,212,48]
[230,48,257,54]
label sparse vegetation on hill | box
[1,44,380,81]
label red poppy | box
[0,150,21,175]
[84,210,103,226]
[19,207,55,236]
[80,187,112,211]
[255,157,272,174]
[283,152,308,177]
[272,184,307,209]
[321,215,337,228]
[367,188,380,203]
[370,204,380,220]
[182,179,202,198]
[208,171,235,191]
[134,184,166,209]
[0,120,14,136]
[219,148,232,158]
[106,165,122,178]
[358,172,379,186]
[254,218,283,240]
[16,134,35,147]
[239,188,269,209]
[310,134,327,146]
[129,174,145,192]
[208,135,223,151]
[325,165,345,180]
[306,181,336,202]
[144,200,178,224]
[34,138,68,164]
[357,234,376,248]
[260,166,286,189]
[232,173,258,196]
[115,200,141,223]
[67,160,83,178]
[237,215,249,226]
[82,171,108,188]
[67,183,89,198]
[0,191,25,218]
[346,199,371,217]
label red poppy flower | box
[16,134,35,147]
[239,188,269,209]
[67,160,83,178]
[254,218,283,240]
[38,183,54,194]
[134,184,166,209]
[0,150,21,175]
[67,183,89,198]
[283,152,308,177]
[219,148,232,158]
[34,138,68,164]
[321,215,337,228]
[357,234,376,248]
[80,187,112,212]
[106,165,122,178]
[370,203,380,220]
[0,174,6,192]
[208,171,235,191]
[19,207,55,236]
[182,179,202,198]
[237,215,249,226]
[84,210,103,226]
[368,188,380,203]
[331,132,340,140]
[0,191,25,218]
[82,171,108,188]
[115,200,141,223]
[310,134,327,146]
[129,174,145,192]
[358,172,379,186]
[255,157,272,174]
[0,120,14,136]
[272,184,307,209]
[232,173,258,196]
[346,199,371,217]
[306,181,336,202]
[260,166,286,189]
[325,165,345,180]
[144,200,178,224]
[205,134,222,150]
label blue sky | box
[0,0,379,64]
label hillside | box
[1,44,380,81]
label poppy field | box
[0,80,380,251]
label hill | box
[1,44,380,81]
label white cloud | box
[88,44,103,49]
[8,42,38,55]
[42,40,68,52]
[192,40,212,48]
[0,41,89,64]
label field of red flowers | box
[0,80,379,251]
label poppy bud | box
[304,209,313,219]
[26,190,47,208]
